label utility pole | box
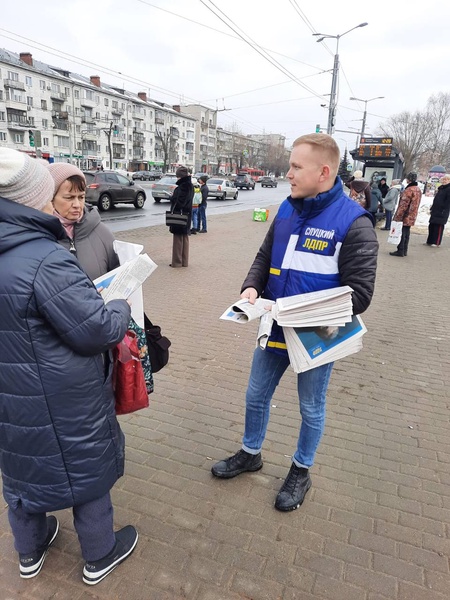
[313,23,368,136]
[104,121,113,169]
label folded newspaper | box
[220,298,275,349]
[93,253,157,302]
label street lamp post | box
[313,23,368,135]
[349,96,385,138]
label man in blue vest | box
[211,133,378,511]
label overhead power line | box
[199,0,326,101]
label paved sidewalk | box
[1,207,450,600]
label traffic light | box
[315,124,321,133]
[28,130,35,147]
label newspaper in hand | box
[93,253,157,302]
[220,298,275,324]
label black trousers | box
[397,225,411,256]
[426,223,445,246]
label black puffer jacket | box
[430,182,450,225]
[169,176,194,235]
[242,194,378,316]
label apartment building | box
[0,48,287,174]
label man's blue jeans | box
[242,347,333,468]
[191,207,199,231]
[198,205,207,232]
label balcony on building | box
[6,110,29,128]
[111,107,124,116]
[50,91,67,102]
[133,149,144,159]
[81,115,96,124]
[3,79,26,91]
[53,119,69,131]
[155,116,165,125]
[132,110,144,120]
[170,127,180,139]
[80,98,96,108]
[82,131,97,141]
[52,110,69,120]
[5,97,27,111]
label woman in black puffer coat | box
[426,176,450,246]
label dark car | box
[84,171,146,211]
[235,173,255,190]
[132,170,162,181]
[259,176,278,188]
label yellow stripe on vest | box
[267,341,287,349]
[269,267,281,275]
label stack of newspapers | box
[274,286,366,373]
[220,286,366,373]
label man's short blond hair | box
[292,133,340,178]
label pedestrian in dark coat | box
[426,175,450,246]
[378,178,389,199]
[0,149,138,585]
[370,182,382,225]
[169,165,193,267]
[390,172,422,257]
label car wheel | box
[134,193,145,209]
[154,198,161,203]
[221,192,227,201]
[98,194,112,211]
[233,191,238,200]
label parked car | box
[194,172,207,179]
[235,173,255,190]
[259,176,278,188]
[132,170,161,181]
[206,178,238,200]
[84,170,146,211]
[151,175,178,203]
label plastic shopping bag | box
[113,330,149,415]
[387,221,403,245]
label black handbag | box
[143,314,171,373]
[165,211,188,227]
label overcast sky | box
[1,0,448,154]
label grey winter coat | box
[383,186,400,212]
[57,205,119,280]
[0,197,130,513]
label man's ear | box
[319,164,331,182]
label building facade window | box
[8,71,19,81]
[40,80,46,90]
[0,132,6,141]
[14,133,24,143]
[74,89,80,99]
[41,99,47,110]
[0,112,5,121]
[42,119,48,128]
[25,76,32,86]
[27,96,33,107]
[43,137,49,146]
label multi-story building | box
[0,48,287,175]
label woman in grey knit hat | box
[0,148,137,586]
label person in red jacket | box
[390,172,422,257]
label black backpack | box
[144,314,171,373]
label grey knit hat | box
[0,148,54,211]
[47,162,85,193]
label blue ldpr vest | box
[265,179,366,355]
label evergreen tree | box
[338,149,351,183]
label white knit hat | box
[47,162,85,193]
[353,170,363,179]
[0,148,54,211]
